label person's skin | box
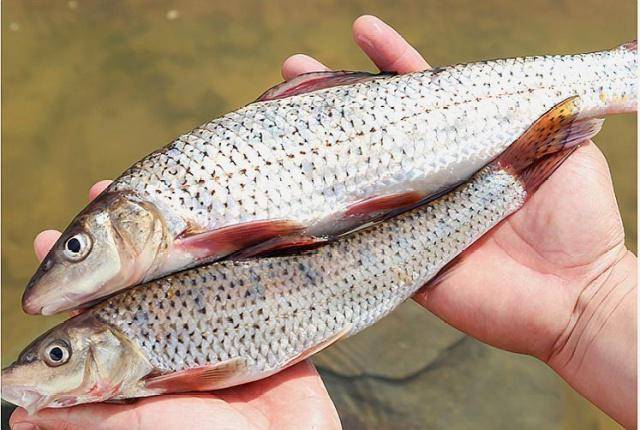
[10,14,636,430]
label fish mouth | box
[1,384,51,415]
[22,291,73,316]
[21,292,46,315]
[22,262,54,315]
[23,286,90,316]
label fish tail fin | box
[517,147,579,194]
[495,96,603,193]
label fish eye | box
[43,341,71,367]
[63,233,91,261]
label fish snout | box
[1,367,48,412]
[22,257,64,315]
[1,385,43,410]
[22,282,45,316]
[21,296,41,316]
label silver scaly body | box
[111,44,635,240]
[22,42,636,316]
[97,165,525,389]
[2,46,621,408]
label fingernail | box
[356,34,375,50]
[368,17,384,34]
[12,423,39,430]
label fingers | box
[352,15,429,73]
[281,54,329,80]
[281,15,428,82]
[8,362,339,430]
[32,180,111,262]
[88,180,113,201]
[216,361,341,430]
[33,230,62,261]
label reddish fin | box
[283,326,351,369]
[176,220,305,262]
[232,235,326,259]
[345,191,424,217]
[519,146,579,194]
[256,71,391,102]
[304,185,464,243]
[496,96,603,174]
[232,192,445,259]
[618,40,637,52]
[104,399,137,405]
[144,358,246,393]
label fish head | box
[22,192,170,315]
[1,313,153,414]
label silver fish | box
[22,41,637,315]
[3,103,599,412]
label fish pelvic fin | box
[301,185,464,245]
[495,96,600,193]
[230,190,460,259]
[143,357,247,393]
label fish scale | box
[112,47,633,237]
[95,166,524,375]
[4,43,637,413]
[21,42,636,316]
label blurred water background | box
[2,1,636,428]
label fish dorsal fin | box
[283,326,351,369]
[255,70,392,102]
[144,357,246,393]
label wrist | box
[547,249,636,428]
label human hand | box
[283,13,634,361]
[12,183,340,430]
[9,359,339,430]
[14,14,636,429]
[13,16,430,430]
[280,14,637,428]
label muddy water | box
[2,1,635,428]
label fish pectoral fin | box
[283,325,352,369]
[144,357,246,393]
[175,220,305,262]
[255,70,393,102]
[231,235,326,259]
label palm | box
[9,361,340,430]
[12,14,631,430]
[415,143,627,359]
